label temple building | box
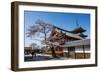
[46,25,90,59]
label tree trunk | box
[50,46,57,58]
[44,32,46,42]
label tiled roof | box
[54,28,84,40]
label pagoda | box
[46,20,88,58]
[70,20,87,38]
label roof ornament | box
[76,19,80,28]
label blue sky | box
[24,11,90,47]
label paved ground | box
[24,54,64,61]
[24,54,53,61]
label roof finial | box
[76,19,79,28]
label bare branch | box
[26,19,54,46]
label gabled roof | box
[70,27,86,33]
[53,25,70,32]
[64,31,84,40]
[77,33,87,38]
[53,26,84,40]
[50,24,87,40]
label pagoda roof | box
[53,25,70,32]
[75,33,87,38]
[78,33,87,38]
[70,27,86,33]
